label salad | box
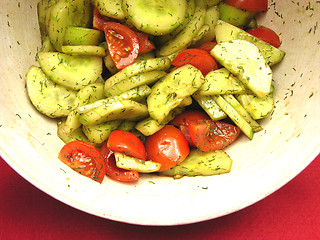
[26,0,285,183]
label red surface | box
[1,154,319,240]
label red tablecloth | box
[1,154,319,240]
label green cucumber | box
[92,0,126,20]
[48,0,92,51]
[117,120,136,132]
[236,92,274,120]
[123,0,187,35]
[40,36,56,52]
[215,20,285,66]
[105,70,167,97]
[37,52,103,91]
[114,152,161,173]
[64,27,104,46]
[161,149,232,177]
[147,64,205,123]
[205,0,223,7]
[26,66,77,118]
[197,68,247,96]
[219,2,256,27]
[156,6,206,56]
[211,40,272,98]
[61,46,106,57]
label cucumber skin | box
[219,2,256,27]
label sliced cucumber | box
[104,56,171,91]
[92,0,126,20]
[37,52,103,91]
[114,152,161,173]
[213,95,254,139]
[191,25,210,46]
[64,27,104,46]
[161,149,232,177]
[236,92,274,120]
[147,64,205,123]
[37,0,50,39]
[215,20,285,66]
[61,46,106,57]
[40,36,56,52]
[219,2,256,27]
[26,66,77,118]
[82,120,122,144]
[157,6,206,56]
[48,0,92,51]
[205,0,223,7]
[192,94,227,121]
[123,0,187,35]
[105,70,166,97]
[197,68,247,96]
[117,120,136,132]
[211,40,272,98]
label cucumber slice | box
[37,52,103,91]
[105,70,166,97]
[197,68,247,96]
[26,66,77,118]
[61,46,106,57]
[92,0,126,20]
[211,40,272,98]
[123,0,187,35]
[205,0,223,7]
[37,0,49,39]
[40,36,56,52]
[215,20,285,66]
[114,152,161,173]
[147,64,205,123]
[161,149,232,177]
[117,120,137,132]
[64,27,104,46]
[48,0,92,51]
[219,2,256,27]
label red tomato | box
[104,22,139,70]
[188,120,241,152]
[171,110,211,127]
[247,27,281,48]
[135,31,155,54]
[58,140,105,183]
[93,8,111,31]
[197,42,217,53]
[145,125,190,172]
[171,49,218,76]
[107,130,147,161]
[100,142,140,182]
[178,124,196,147]
[225,0,268,12]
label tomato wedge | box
[58,140,105,183]
[171,49,218,76]
[145,125,190,172]
[247,27,281,48]
[100,142,140,182]
[135,31,155,54]
[107,130,147,161]
[93,7,111,31]
[188,120,241,152]
[197,42,217,53]
[225,0,268,12]
[104,22,139,70]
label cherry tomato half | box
[104,22,139,70]
[188,120,241,152]
[197,42,217,53]
[58,140,105,183]
[247,27,281,48]
[100,142,140,182]
[107,130,147,161]
[171,49,218,76]
[145,125,190,172]
[135,31,156,54]
[225,0,268,12]
[93,7,111,31]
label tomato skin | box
[93,8,111,31]
[145,125,190,172]
[107,130,147,161]
[100,143,140,182]
[171,110,211,127]
[225,0,268,12]
[58,140,105,183]
[104,22,139,70]
[188,120,241,152]
[197,42,217,53]
[247,27,281,48]
[135,31,155,54]
[171,49,218,76]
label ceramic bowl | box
[1,0,319,226]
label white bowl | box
[1,0,320,226]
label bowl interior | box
[1,0,320,225]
